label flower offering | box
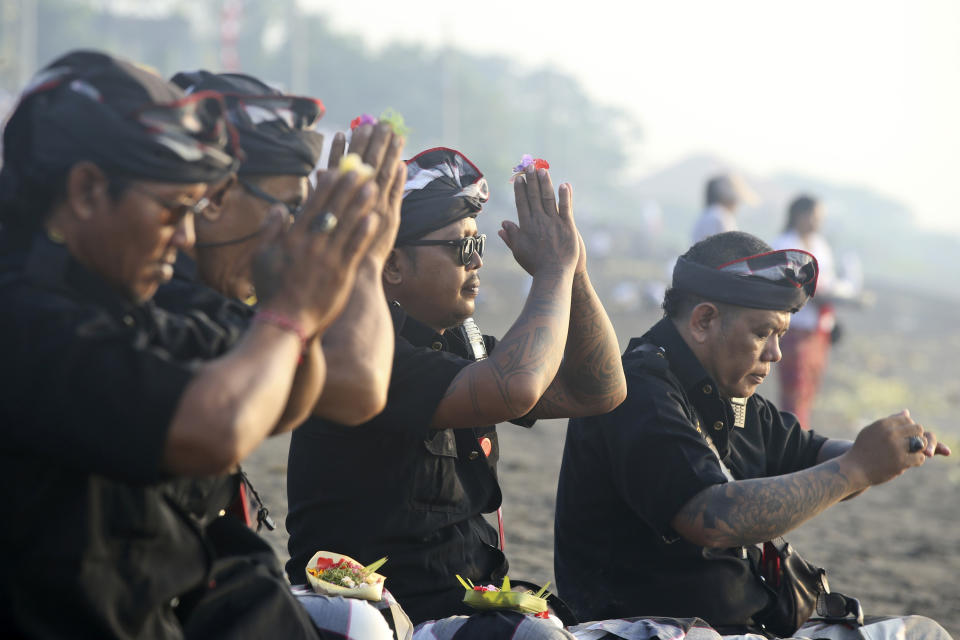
[510,154,550,181]
[306,551,387,601]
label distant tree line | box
[14,0,642,224]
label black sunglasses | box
[239,179,305,219]
[404,234,485,266]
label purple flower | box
[350,113,377,130]
[512,154,534,173]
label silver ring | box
[310,212,338,234]
[907,435,925,453]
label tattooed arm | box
[429,266,575,429]
[529,237,626,419]
[429,166,579,430]
[312,125,405,425]
[813,438,869,500]
[670,459,858,548]
[670,411,934,547]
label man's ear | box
[688,302,721,344]
[65,162,110,221]
[383,249,404,286]
[200,179,241,224]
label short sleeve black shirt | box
[554,317,827,629]
[152,253,258,524]
[286,304,517,625]
[0,233,239,638]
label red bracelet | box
[254,310,308,354]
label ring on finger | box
[907,435,925,453]
[310,212,338,234]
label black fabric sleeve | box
[369,336,473,436]
[755,396,829,475]
[1,299,195,484]
[602,370,728,540]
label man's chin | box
[738,383,762,399]
[130,278,159,304]
[443,307,476,331]
[722,382,761,400]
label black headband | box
[397,147,489,244]
[671,249,819,312]
[171,70,325,177]
[1,51,239,188]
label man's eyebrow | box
[754,321,782,333]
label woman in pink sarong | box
[773,195,858,428]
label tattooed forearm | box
[532,272,626,418]
[672,460,855,547]
[430,268,573,428]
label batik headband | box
[397,147,489,245]
[671,249,819,312]
[171,70,325,177]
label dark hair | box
[0,164,130,236]
[784,194,818,232]
[705,175,737,208]
[662,231,773,319]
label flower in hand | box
[510,154,550,182]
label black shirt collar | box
[21,233,140,319]
[399,312,447,350]
[630,317,737,450]
[632,317,715,394]
[390,301,476,357]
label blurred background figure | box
[691,173,758,243]
[774,194,862,428]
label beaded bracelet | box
[254,309,308,354]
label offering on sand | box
[306,551,387,601]
[456,574,550,616]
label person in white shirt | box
[773,194,858,428]
[690,173,757,244]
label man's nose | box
[174,212,196,250]
[466,251,483,270]
[763,333,783,363]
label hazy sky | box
[302,0,960,232]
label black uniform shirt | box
[554,317,827,629]
[286,304,521,624]
[0,233,235,638]
[153,252,254,338]
[153,253,254,524]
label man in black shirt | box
[286,148,627,628]
[159,70,406,427]
[0,50,385,639]
[554,231,951,638]
[152,71,409,638]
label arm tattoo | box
[438,271,571,423]
[674,461,855,547]
[533,272,626,417]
